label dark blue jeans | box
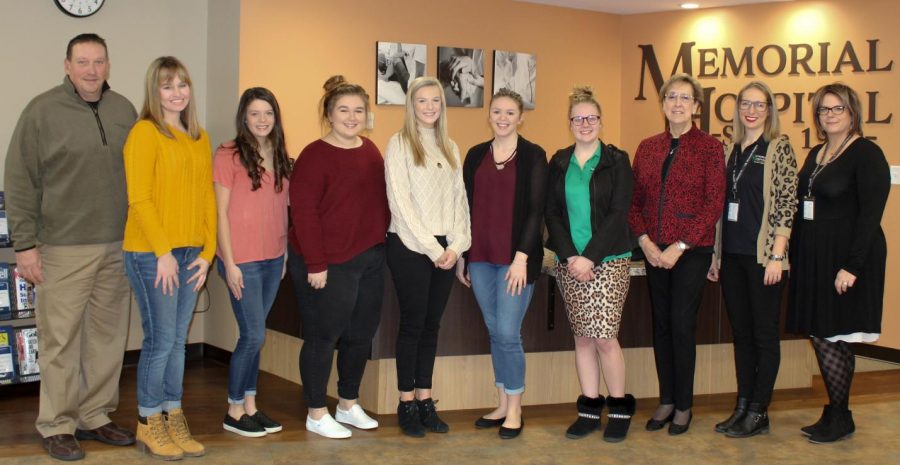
[125,247,202,418]
[217,255,284,405]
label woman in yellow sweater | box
[123,56,216,461]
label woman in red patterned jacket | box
[628,73,725,435]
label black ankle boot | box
[808,405,854,444]
[397,400,426,438]
[715,397,749,433]
[603,395,635,443]
[801,404,832,437]
[416,398,449,433]
[566,395,604,439]
[725,403,769,438]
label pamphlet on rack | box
[0,325,15,383]
[13,268,35,319]
[0,263,11,320]
[14,326,39,382]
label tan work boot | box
[164,409,206,457]
[136,413,184,461]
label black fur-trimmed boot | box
[715,397,749,433]
[566,395,604,439]
[603,395,636,443]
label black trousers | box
[645,251,711,410]
[289,245,385,409]
[386,233,455,392]
[720,253,784,408]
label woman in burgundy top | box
[457,89,547,440]
[628,73,725,435]
[287,76,390,439]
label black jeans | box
[289,245,385,409]
[645,250,711,411]
[386,233,455,392]
[720,253,784,408]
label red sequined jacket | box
[628,124,725,248]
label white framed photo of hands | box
[437,47,485,108]
[376,42,427,105]
[492,50,537,109]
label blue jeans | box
[217,256,284,405]
[125,247,202,417]
[468,262,535,395]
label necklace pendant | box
[496,163,504,170]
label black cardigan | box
[545,141,635,265]
[463,136,548,283]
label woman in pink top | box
[213,87,291,438]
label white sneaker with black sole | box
[223,414,267,438]
[335,404,379,429]
[306,413,352,439]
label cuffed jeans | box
[645,250,711,411]
[469,262,534,395]
[720,253,784,407]
[125,247,202,418]
[289,245,384,409]
[217,255,284,405]
[386,233,455,392]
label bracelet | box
[768,254,785,261]
[676,240,688,251]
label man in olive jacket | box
[4,33,137,461]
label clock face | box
[55,0,105,18]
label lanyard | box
[730,143,759,201]
[806,134,852,198]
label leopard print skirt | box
[555,258,630,339]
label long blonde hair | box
[139,56,201,140]
[399,77,456,168]
[732,81,780,143]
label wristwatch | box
[768,254,785,261]
[676,241,688,251]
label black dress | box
[787,137,890,339]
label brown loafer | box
[42,434,85,461]
[75,422,136,446]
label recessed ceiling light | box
[681,3,700,8]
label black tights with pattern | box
[811,337,855,407]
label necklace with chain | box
[490,144,517,170]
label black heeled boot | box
[566,395,604,439]
[801,404,831,437]
[715,397,749,433]
[603,395,636,443]
[417,398,449,433]
[808,404,854,444]
[725,403,769,438]
[397,400,426,438]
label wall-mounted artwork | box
[437,47,485,108]
[376,42,427,105]
[492,50,537,109]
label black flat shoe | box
[499,419,523,439]
[668,412,692,436]
[475,416,506,429]
[645,411,674,431]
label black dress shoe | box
[475,416,505,429]
[715,398,749,433]
[668,412,692,435]
[645,411,674,431]
[499,419,523,439]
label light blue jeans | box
[468,262,535,395]
[125,247,202,418]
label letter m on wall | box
[635,42,696,100]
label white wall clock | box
[55,0,105,18]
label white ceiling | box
[517,0,794,15]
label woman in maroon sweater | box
[628,73,725,435]
[287,76,390,439]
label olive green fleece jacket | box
[4,77,137,251]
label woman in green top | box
[545,87,636,442]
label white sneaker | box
[335,404,379,430]
[306,413,352,439]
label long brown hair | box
[233,87,291,192]
[139,56,201,140]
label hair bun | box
[323,75,347,92]
[570,86,594,100]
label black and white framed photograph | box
[376,42,427,105]
[492,50,537,109]
[437,47,485,108]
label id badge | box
[803,196,815,220]
[727,201,740,222]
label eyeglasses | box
[739,100,768,112]
[817,105,846,115]
[664,92,694,104]
[570,115,600,126]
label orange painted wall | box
[238,0,622,158]
[620,0,900,349]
